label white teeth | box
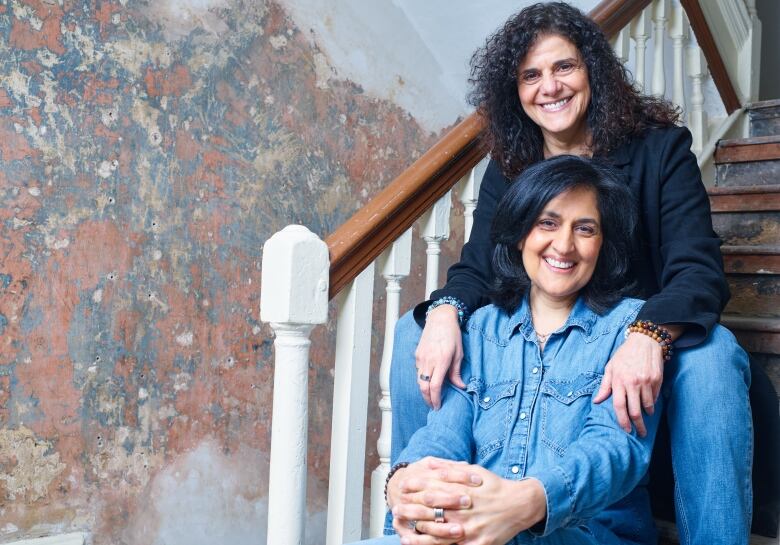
[541,98,570,111]
[545,257,574,269]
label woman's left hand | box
[397,459,547,545]
[592,332,664,437]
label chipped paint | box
[0,0,447,542]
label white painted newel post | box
[261,225,330,545]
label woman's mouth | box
[540,97,572,112]
[544,256,575,270]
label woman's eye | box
[576,225,597,235]
[556,62,576,73]
[520,71,541,84]
[538,219,557,229]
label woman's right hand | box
[415,305,467,409]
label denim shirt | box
[394,296,662,542]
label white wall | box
[277,0,598,132]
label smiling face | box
[517,34,591,150]
[519,185,602,307]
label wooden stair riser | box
[723,253,780,275]
[715,160,780,187]
[712,212,780,246]
[723,274,780,318]
[749,100,780,138]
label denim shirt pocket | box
[467,379,519,463]
[540,371,602,457]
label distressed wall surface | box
[0,0,447,542]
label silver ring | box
[433,506,445,523]
[419,373,431,382]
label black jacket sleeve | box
[635,127,729,347]
[412,159,508,326]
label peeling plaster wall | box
[0,0,446,542]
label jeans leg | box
[389,310,429,465]
[344,537,400,545]
[665,324,753,545]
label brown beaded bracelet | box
[626,320,674,361]
[384,462,409,505]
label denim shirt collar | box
[504,295,599,342]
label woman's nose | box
[540,72,562,95]
[552,230,575,253]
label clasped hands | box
[387,457,546,545]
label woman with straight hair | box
[351,155,663,545]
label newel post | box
[261,225,329,545]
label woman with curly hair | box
[385,2,752,545]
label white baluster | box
[686,43,709,155]
[611,26,631,64]
[459,159,487,243]
[260,225,329,545]
[369,229,412,537]
[669,3,689,112]
[326,264,376,545]
[630,8,651,92]
[651,0,670,97]
[422,191,451,299]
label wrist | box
[385,463,409,508]
[426,296,470,326]
[507,478,547,533]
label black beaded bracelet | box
[626,320,674,361]
[384,462,409,505]
[426,296,470,327]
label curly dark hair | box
[490,155,637,314]
[469,2,680,178]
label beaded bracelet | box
[625,320,675,361]
[426,296,470,327]
[384,462,409,505]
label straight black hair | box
[490,154,637,314]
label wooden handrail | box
[325,0,736,298]
[680,0,741,114]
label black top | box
[415,126,729,348]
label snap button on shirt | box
[511,465,520,474]
[519,412,527,420]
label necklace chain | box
[535,329,552,344]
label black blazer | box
[417,126,729,348]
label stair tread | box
[721,314,780,333]
[708,184,780,195]
[718,135,780,147]
[747,98,780,111]
[722,244,780,255]
[715,137,780,164]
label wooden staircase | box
[709,99,780,541]
[712,100,780,395]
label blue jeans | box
[390,310,753,545]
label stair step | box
[722,314,780,355]
[715,135,780,163]
[715,153,780,187]
[722,245,780,274]
[748,98,780,138]
[723,275,780,318]
[713,211,779,246]
[708,184,780,212]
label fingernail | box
[450,525,462,536]
[469,474,482,485]
[400,538,410,545]
[460,495,470,507]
